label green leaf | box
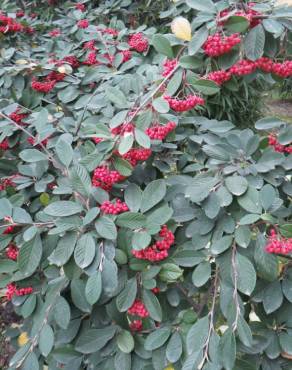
[58,86,79,103]
[237,316,253,347]
[254,234,278,282]
[135,128,151,148]
[225,176,248,196]
[75,327,116,354]
[192,261,211,287]
[124,184,142,212]
[22,352,39,370]
[239,214,261,225]
[235,226,251,248]
[166,70,183,96]
[152,34,174,58]
[118,133,134,155]
[159,263,183,282]
[188,27,208,56]
[116,278,137,312]
[85,271,102,305]
[152,97,169,113]
[105,87,128,108]
[116,212,146,229]
[166,332,183,363]
[220,329,236,370]
[260,184,276,211]
[140,180,167,213]
[95,216,117,239]
[74,233,96,269]
[263,281,283,314]
[211,235,233,255]
[179,56,203,69]
[70,165,92,196]
[54,296,71,329]
[244,24,265,61]
[186,315,209,354]
[112,156,133,177]
[49,231,78,266]
[18,235,42,277]
[236,253,256,296]
[71,279,92,313]
[117,330,135,354]
[142,289,162,322]
[145,327,171,351]
[44,201,83,217]
[238,187,262,214]
[132,231,151,250]
[55,138,73,167]
[279,332,292,355]
[279,224,292,238]
[255,117,285,130]
[225,16,250,33]
[39,324,54,357]
[190,79,220,96]
[186,0,216,12]
[19,149,47,162]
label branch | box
[231,244,241,331]
[176,283,201,312]
[198,267,219,369]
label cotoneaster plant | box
[0,1,292,370]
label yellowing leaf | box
[18,332,29,346]
[171,17,192,41]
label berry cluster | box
[127,299,149,317]
[83,51,98,65]
[58,55,80,68]
[218,3,262,28]
[265,229,292,255]
[100,199,129,215]
[92,166,125,191]
[145,122,176,140]
[272,61,292,78]
[128,33,149,53]
[0,139,9,150]
[3,225,16,235]
[206,70,231,85]
[49,28,61,37]
[47,71,66,82]
[6,244,18,261]
[0,177,16,191]
[132,225,175,262]
[27,137,49,147]
[121,49,132,63]
[6,283,33,301]
[203,33,241,57]
[31,78,56,93]
[77,19,89,29]
[9,109,29,125]
[83,40,96,50]
[111,122,135,136]
[129,320,143,332]
[162,59,178,77]
[255,57,274,73]
[122,148,152,166]
[268,134,292,154]
[75,3,86,12]
[229,59,257,76]
[0,13,24,34]
[99,27,119,37]
[164,95,205,112]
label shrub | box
[0,1,292,370]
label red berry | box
[127,300,149,318]
[6,244,19,261]
[77,19,89,29]
[203,33,241,57]
[128,33,148,53]
[164,95,205,112]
